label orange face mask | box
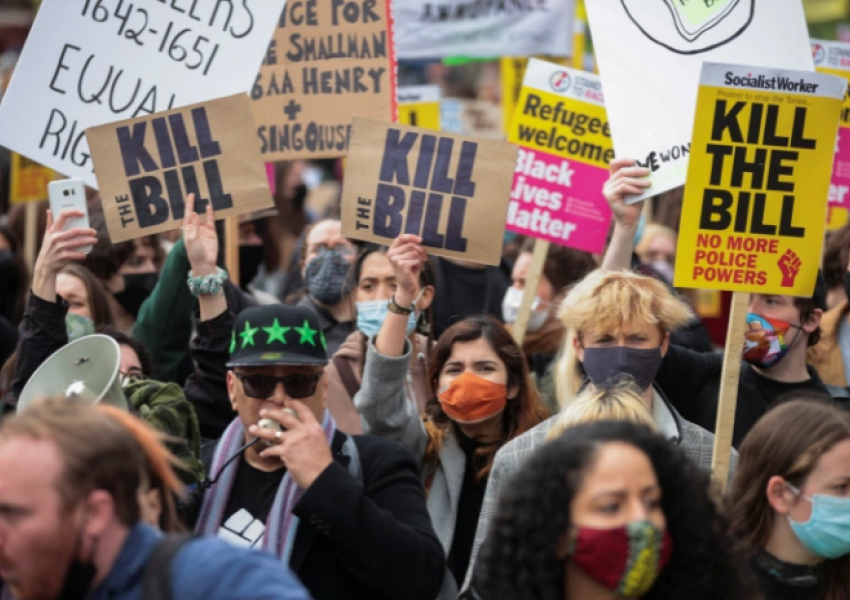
[438,371,508,424]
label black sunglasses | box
[234,372,322,399]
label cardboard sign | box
[341,117,518,265]
[586,0,814,202]
[251,0,396,162]
[812,40,850,209]
[86,94,273,243]
[10,153,57,204]
[394,0,574,59]
[0,0,286,188]
[441,99,503,141]
[505,59,613,255]
[674,64,844,296]
[501,56,569,134]
[398,86,441,131]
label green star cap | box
[227,305,328,367]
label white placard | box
[586,0,814,202]
[0,0,286,188]
[394,0,574,59]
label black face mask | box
[114,272,158,319]
[582,346,664,392]
[239,245,265,289]
[291,183,308,208]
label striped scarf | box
[196,412,337,562]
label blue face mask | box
[356,291,423,338]
[787,484,850,560]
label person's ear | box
[802,309,822,334]
[573,334,585,363]
[417,285,435,312]
[766,476,796,515]
[661,331,670,357]
[84,490,116,539]
[226,371,238,411]
[144,489,162,525]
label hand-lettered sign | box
[87,94,273,243]
[251,0,396,162]
[341,117,518,265]
[674,63,844,297]
[812,39,850,209]
[0,0,286,188]
[505,59,613,255]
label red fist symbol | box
[777,249,802,288]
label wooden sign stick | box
[711,291,748,493]
[512,239,549,346]
[224,216,240,288]
[23,201,39,273]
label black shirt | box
[431,257,511,338]
[656,345,830,447]
[447,429,489,587]
[751,551,822,600]
[220,457,285,548]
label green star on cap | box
[240,321,259,348]
[263,318,290,345]
[320,330,327,351]
[295,319,318,347]
[229,331,236,354]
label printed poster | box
[501,56,569,134]
[0,0,286,188]
[86,94,273,243]
[586,0,814,203]
[505,59,613,255]
[340,117,518,266]
[675,63,844,297]
[812,39,850,209]
[251,0,396,162]
[394,0,574,59]
[398,86,441,131]
[10,153,57,204]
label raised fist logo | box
[777,249,802,288]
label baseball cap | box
[227,305,328,368]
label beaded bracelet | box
[187,267,228,297]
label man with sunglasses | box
[183,197,444,600]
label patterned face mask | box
[743,313,803,368]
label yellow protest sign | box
[398,86,441,131]
[675,63,844,296]
[803,0,849,23]
[501,56,569,135]
[812,40,850,209]
[10,153,56,204]
[827,206,850,231]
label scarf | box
[196,412,337,563]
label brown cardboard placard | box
[86,94,273,244]
[341,117,518,266]
[252,0,396,162]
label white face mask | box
[502,286,550,333]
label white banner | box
[586,0,814,202]
[395,0,574,59]
[0,0,286,188]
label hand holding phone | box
[48,178,92,254]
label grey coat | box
[460,387,739,592]
[354,338,462,600]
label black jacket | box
[184,310,235,440]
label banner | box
[501,56,569,134]
[674,63,844,296]
[0,0,286,188]
[812,39,850,209]
[10,153,56,204]
[340,117,518,265]
[394,0,574,59]
[251,0,396,162]
[441,99,503,140]
[586,0,814,203]
[398,86,441,130]
[505,59,612,255]
[86,94,273,243]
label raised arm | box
[600,158,650,271]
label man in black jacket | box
[183,195,444,600]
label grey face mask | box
[305,249,352,306]
[581,346,663,392]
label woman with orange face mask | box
[354,234,550,600]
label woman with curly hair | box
[476,421,751,600]
[729,398,850,600]
[355,234,549,599]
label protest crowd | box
[0,1,849,599]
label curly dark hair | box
[477,421,753,600]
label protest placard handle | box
[24,201,38,273]
[513,239,549,346]
[711,290,747,493]
[224,216,240,287]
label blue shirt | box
[89,524,312,600]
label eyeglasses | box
[234,372,322,399]
[119,371,149,387]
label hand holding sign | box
[183,193,218,278]
[603,158,651,228]
[387,234,429,306]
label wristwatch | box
[388,294,415,316]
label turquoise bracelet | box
[187,267,228,297]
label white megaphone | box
[17,335,129,412]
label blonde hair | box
[546,383,657,441]
[558,270,693,338]
[635,223,677,258]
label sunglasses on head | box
[234,372,322,399]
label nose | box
[269,382,288,406]
[627,497,651,523]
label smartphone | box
[48,178,91,254]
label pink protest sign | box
[505,59,613,254]
[266,163,277,196]
[814,39,850,208]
